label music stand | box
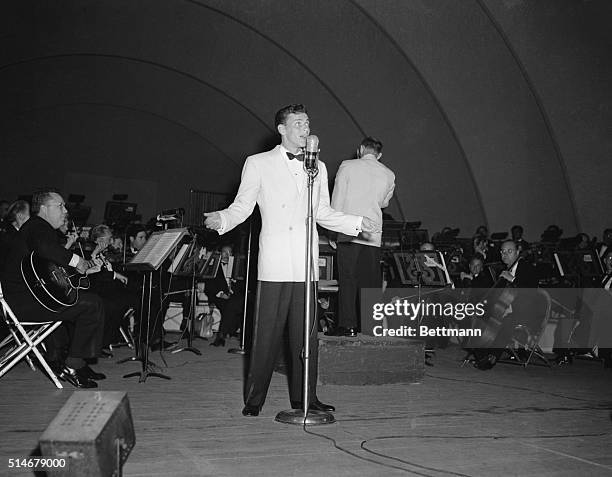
[171,239,221,355]
[393,251,452,287]
[121,228,188,382]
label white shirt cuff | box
[355,216,364,233]
[217,212,228,235]
[69,254,80,268]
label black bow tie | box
[286,151,304,161]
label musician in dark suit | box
[460,256,494,290]
[0,190,105,387]
[87,224,138,350]
[206,244,245,347]
[0,200,30,273]
[124,224,174,351]
[474,240,538,369]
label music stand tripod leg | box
[123,271,171,381]
[173,243,202,355]
[118,274,147,366]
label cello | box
[466,257,522,349]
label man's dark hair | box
[511,225,523,234]
[6,200,29,223]
[360,136,383,156]
[127,224,146,240]
[31,188,60,215]
[274,104,307,129]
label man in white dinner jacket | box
[204,104,377,417]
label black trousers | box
[6,290,105,360]
[244,281,318,408]
[337,242,381,330]
[95,283,139,347]
[213,290,245,337]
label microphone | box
[304,135,319,174]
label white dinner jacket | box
[331,156,395,247]
[218,145,361,282]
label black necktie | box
[286,151,304,161]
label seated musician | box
[126,224,148,260]
[473,239,538,370]
[460,256,493,289]
[0,189,106,388]
[511,225,530,254]
[124,224,175,351]
[599,251,612,368]
[87,224,139,352]
[597,228,612,259]
[207,244,246,347]
[0,200,30,271]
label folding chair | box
[505,288,552,367]
[0,282,63,388]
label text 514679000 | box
[7,457,67,471]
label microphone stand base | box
[227,347,246,355]
[274,409,336,426]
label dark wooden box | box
[318,335,425,385]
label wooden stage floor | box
[1,337,611,477]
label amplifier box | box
[40,391,135,477]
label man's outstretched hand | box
[203,211,222,231]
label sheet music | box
[126,228,188,271]
[168,243,190,274]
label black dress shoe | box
[474,354,497,370]
[59,366,98,388]
[242,405,261,417]
[291,399,335,412]
[78,365,106,381]
[344,327,359,337]
[210,336,226,347]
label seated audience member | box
[0,189,105,388]
[87,224,138,350]
[472,240,538,370]
[206,244,246,347]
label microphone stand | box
[276,151,335,426]
[228,220,252,356]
